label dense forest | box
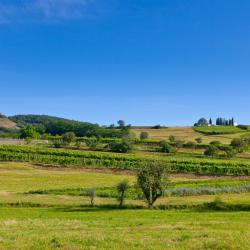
[8,115,128,138]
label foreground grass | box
[1,162,250,249]
[0,208,249,250]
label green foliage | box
[137,162,169,208]
[210,140,221,146]
[140,132,149,140]
[20,125,40,139]
[169,135,176,142]
[62,132,76,144]
[185,141,197,149]
[10,114,123,138]
[195,138,203,144]
[159,141,176,153]
[194,118,208,126]
[117,180,129,207]
[204,145,219,157]
[86,188,96,206]
[1,145,250,175]
[108,140,133,153]
[230,138,247,153]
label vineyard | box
[1,145,250,175]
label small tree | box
[109,140,133,153]
[20,125,40,139]
[86,188,96,207]
[117,180,129,207]
[159,141,176,153]
[204,145,219,157]
[62,132,76,145]
[140,132,149,140]
[195,138,203,144]
[117,120,125,129]
[137,162,169,208]
[169,135,176,142]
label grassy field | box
[132,126,249,144]
[0,162,250,249]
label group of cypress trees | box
[215,117,235,126]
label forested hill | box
[8,115,122,138]
[9,114,87,128]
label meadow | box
[0,162,250,249]
[1,125,250,249]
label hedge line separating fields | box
[47,136,212,149]
[0,145,250,175]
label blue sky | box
[0,0,249,126]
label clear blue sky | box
[0,0,249,126]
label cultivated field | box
[0,162,250,249]
[132,127,249,144]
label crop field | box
[0,162,250,249]
[132,126,249,144]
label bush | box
[109,140,133,153]
[230,138,246,153]
[185,141,197,149]
[140,132,149,140]
[62,132,76,145]
[159,141,176,154]
[195,138,203,144]
[204,145,219,157]
[210,141,221,146]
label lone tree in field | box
[62,132,76,145]
[137,162,169,208]
[117,180,129,208]
[86,188,96,207]
[140,131,149,140]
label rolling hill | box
[0,114,18,130]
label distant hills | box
[0,113,18,130]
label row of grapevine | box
[0,145,250,175]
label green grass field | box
[0,162,250,249]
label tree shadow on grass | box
[52,204,145,213]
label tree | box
[230,138,246,153]
[195,138,203,144]
[117,180,129,207]
[62,132,76,144]
[204,145,219,157]
[137,162,169,208]
[169,135,176,142]
[209,118,213,125]
[140,132,149,140]
[109,140,133,153]
[159,141,176,154]
[117,120,125,129]
[195,118,208,126]
[86,188,96,207]
[20,125,40,139]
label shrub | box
[195,138,203,144]
[109,140,133,153]
[140,132,149,140]
[210,140,221,146]
[204,145,219,157]
[169,135,176,142]
[62,132,76,145]
[159,141,176,154]
[117,180,129,207]
[86,188,96,206]
[185,141,197,149]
